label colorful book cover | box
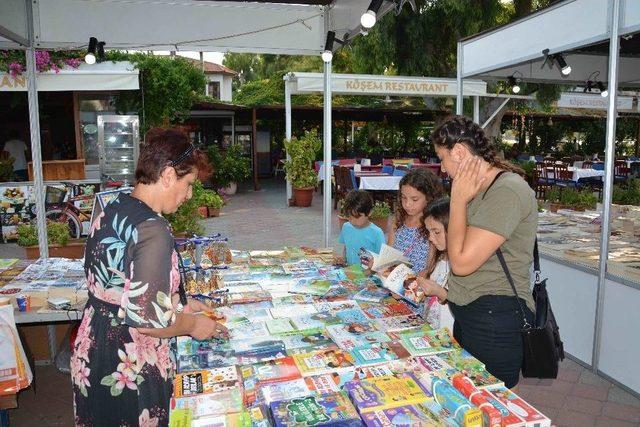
[171,388,245,419]
[374,315,425,332]
[281,331,336,351]
[439,350,504,389]
[325,322,391,351]
[230,322,270,341]
[271,296,316,307]
[290,312,341,332]
[289,278,332,296]
[191,412,252,427]
[175,337,237,372]
[335,308,370,324]
[241,357,302,405]
[269,392,362,427]
[292,349,355,376]
[229,291,272,304]
[247,404,273,427]
[399,328,461,356]
[313,300,360,314]
[343,264,367,281]
[281,260,320,277]
[477,389,526,427]
[344,374,429,413]
[173,366,239,397]
[419,376,483,427]
[488,386,551,427]
[270,304,317,318]
[413,355,454,373]
[378,341,411,360]
[303,374,343,395]
[353,286,389,303]
[231,337,288,365]
[360,404,442,427]
[258,378,313,405]
[267,318,297,335]
[349,344,399,367]
[419,398,462,427]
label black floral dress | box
[71,193,180,427]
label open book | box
[380,263,415,296]
[367,244,411,273]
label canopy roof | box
[0,0,384,56]
[459,0,640,86]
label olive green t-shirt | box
[447,172,537,312]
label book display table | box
[169,246,552,426]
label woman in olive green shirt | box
[431,115,537,388]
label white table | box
[359,175,402,190]
[547,167,604,182]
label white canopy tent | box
[284,71,488,246]
[0,0,395,256]
[456,0,640,395]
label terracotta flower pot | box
[197,206,208,218]
[208,207,220,217]
[293,187,314,207]
[24,240,86,259]
[372,216,390,232]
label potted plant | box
[545,187,562,212]
[284,129,322,207]
[166,190,204,237]
[370,201,392,231]
[17,221,86,259]
[208,144,251,195]
[199,189,224,217]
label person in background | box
[71,128,228,426]
[431,115,537,389]
[3,130,29,181]
[413,198,454,331]
[388,168,443,276]
[338,190,385,266]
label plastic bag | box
[0,305,33,395]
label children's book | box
[377,341,412,360]
[477,389,526,427]
[269,392,362,427]
[281,260,320,277]
[266,318,297,335]
[247,404,272,427]
[228,291,272,305]
[368,244,411,273]
[360,301,414,320]
[343,264,367,281]
[280,331,336,352]
[231,337,287,365]
[170,388,245,419]
[335,308,370,325]
[326,322,391,351]
[303,374,343,395]
[344,373,430,413]
[190,412,252,427]
[360,404,442,427]
[349,343,399,367]
[399,328,461,356]
[292,348,355,376]
[413,355,454,373]
[290,312,341,332]
[229,322,270,341]
[488,386,551,427]
[241,357,302,404]
[379,264,415,296]
[175,336,237,372]
[173,366,240,397]
[289,278,332,297]
[374,315,425,332]
[439,350,504,389]
[313,300,359,314]
[353,286,389,303]
[258,378,313,405]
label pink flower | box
[64,58,81,68]
[71,358,91,389]
[89,211,105,238]
[156,342,171,380]
[8,62,23,78]
[138,409,159,427]
[112,370,137,391]
[116,348,138,377]
[129,328,159,367]
[73,309,94,361]
[170,251,180,293]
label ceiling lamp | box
[85,37,98,64]
[508,75,521,94]
[361,0,383,29]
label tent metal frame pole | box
[456,42,463,115]
[25,0,48,258]
[284,80,292,203]
[473,96,480,123]
[592,0,621,373]
[322,60,332,248]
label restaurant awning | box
[0,61,139,92]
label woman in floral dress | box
[71,128,228,426]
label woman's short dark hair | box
[135,128,212,185]
[342,190,374,217]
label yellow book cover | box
[292,348,355,376]
[344,373,429,413]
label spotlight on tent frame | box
[596,81,608,97]
[85,37,98,64]
[321,31,346,63]
[542,49,572,76]
[361,0,383,29]
[97,42,106,63]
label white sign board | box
[288,73,487,97]
[557,93,635,111]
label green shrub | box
[208,144,251,188]
[370,201,392,220]
[17,221,70,247]
[284,129,321,189]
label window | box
[208,81,221,100]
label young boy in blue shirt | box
[338,190,385,266]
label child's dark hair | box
[424,197,450,275]
[342,190,374,217]
[395,168,444,234]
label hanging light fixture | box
[555,54,572,75]
[361,0,383,29]
[85,37,98,64]
[596,81,608,97]
[508,76,521,94]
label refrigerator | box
[89,115,140,184]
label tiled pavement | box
[5,178,640,426]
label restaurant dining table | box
[546,166,605,182]
[359,175,402,191]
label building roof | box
[184,58,237,76]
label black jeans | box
[449,295,534,389]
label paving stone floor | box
[4,178,640,426]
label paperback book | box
[173,366,240,397]
[241,357,302,404]
[280,331,336,352]
[488,387,551,427]
[368,244,411,273]
[360,404,443,427]
[175,336,237,372]
[334,308,370,325]
[348,343,399,367]
[231,337,288,365]
[270,304,317,318]
[439,350,503,389]
[170,388,244,419]
[398,328,461,356]
[313,300,360,314]
[290,312,341,332]
[292,348,355,376]
[266,318,297,335]
[269,392,362,427]
[353,286,389,303]
[374,315,425,332]
[289,278,332,297]
[326,322,391,351]
[344,373,430,413]
[229,322,270,341]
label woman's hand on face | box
[191,315,229,341]
[450,156,486,205]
